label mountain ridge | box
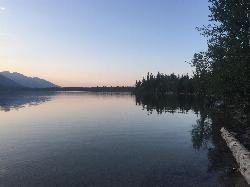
[0,71,58,88]
[0,74,23,88]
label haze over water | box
[0,92,247,186]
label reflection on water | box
[136,94,249,186]
[0,91,54,112]
[0,92,248,186]
[0,91,132,112]
[135,94,209,114]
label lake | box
[0,92,248,186]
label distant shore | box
[0,86,134,93]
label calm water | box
[0,92,248,187]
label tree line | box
[135,0,250,113]
[135,72,194,95]
[191,0,250,112]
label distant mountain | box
[0,71,58,88]
[0,74,23,88]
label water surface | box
[0,92,248,186]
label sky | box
[0,0,209,87]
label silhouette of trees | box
[136,0,250,118]
[135,72,194,95]
[190,0,250,108]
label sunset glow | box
[0,0,209,86]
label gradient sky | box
[0,0,209,86]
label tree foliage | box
[136,0,250,113]
[135,72,194,95]
[191,0,250,106]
